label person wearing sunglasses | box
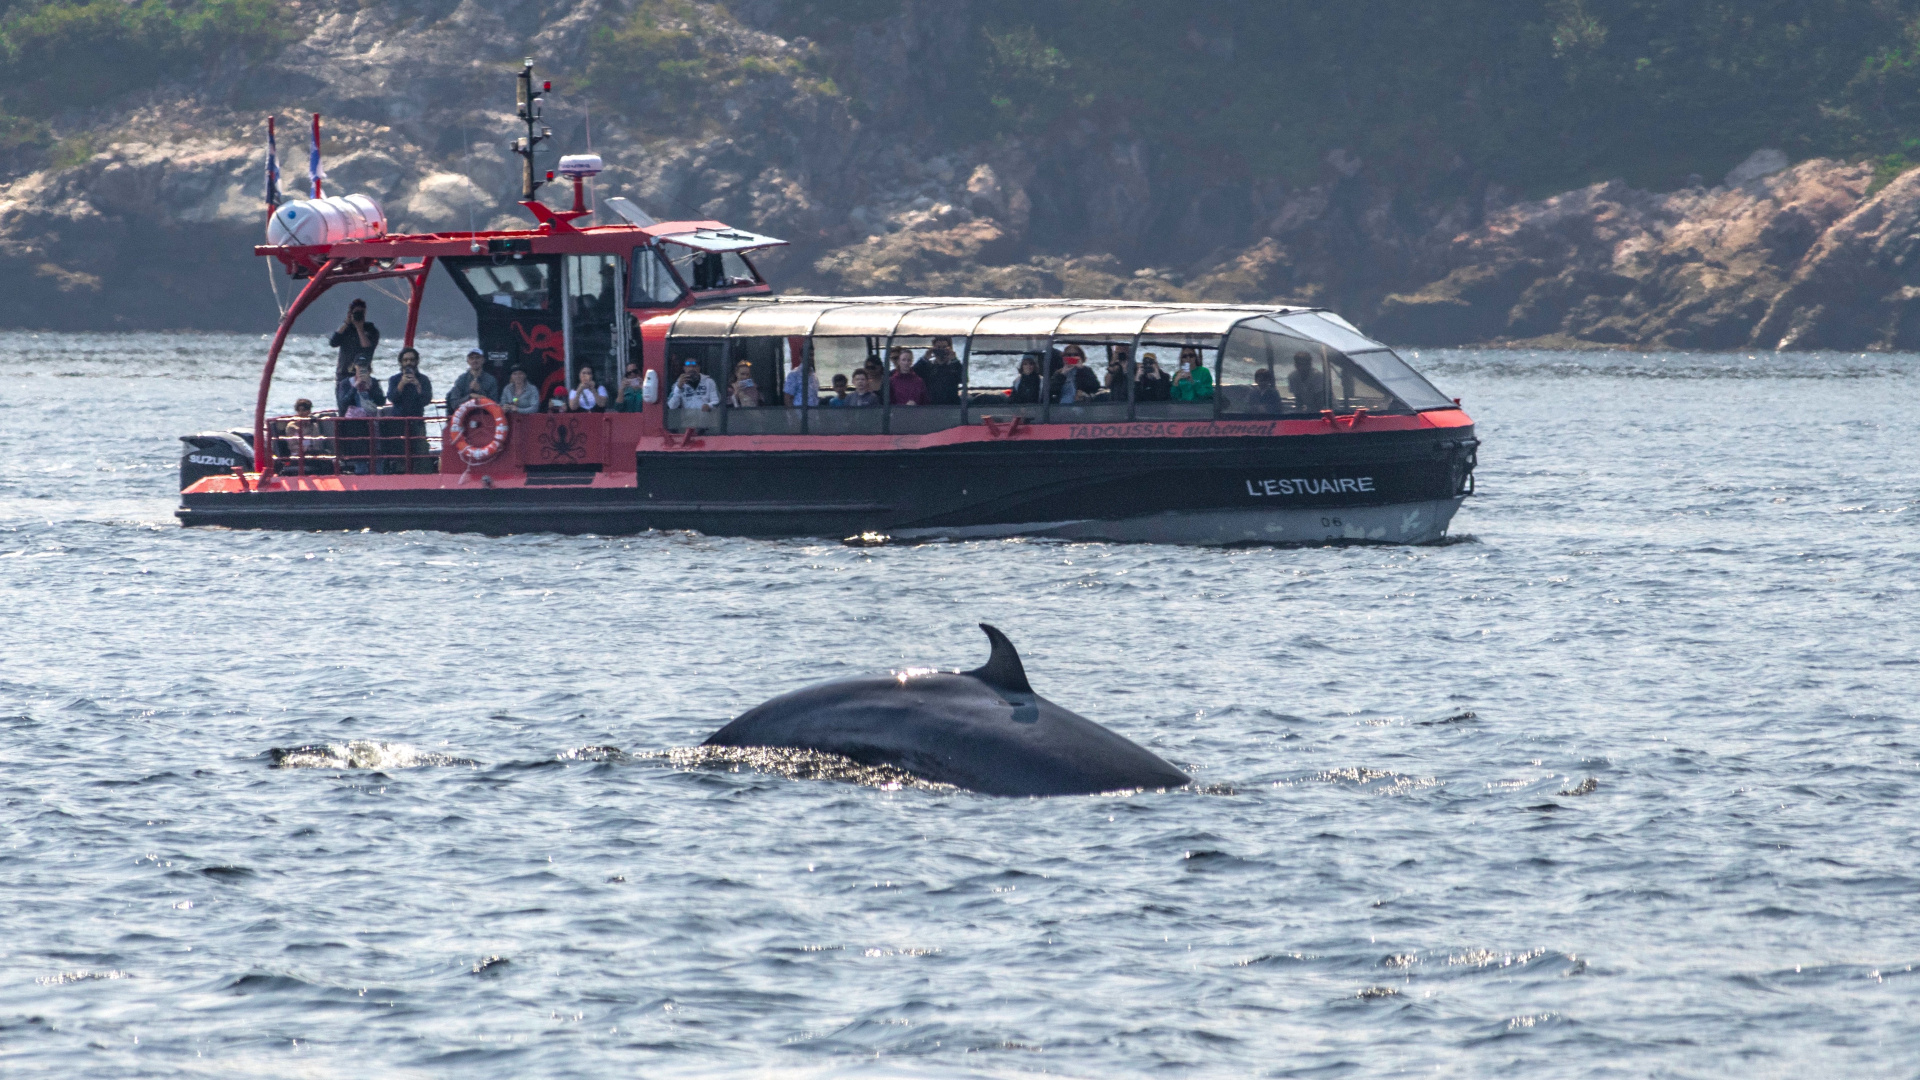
[667,358,720,412]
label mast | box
[512,58,551,201]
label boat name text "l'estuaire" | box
[1245,477,1375,496]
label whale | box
[702,624,1190,796]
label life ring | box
[448,395,509,465]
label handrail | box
[267,406,446,477]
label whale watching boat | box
[178,62,1478,545]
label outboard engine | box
[180,431,254,490]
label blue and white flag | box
[308,113,325,199]
[264,116,281,208]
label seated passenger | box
[825,372,851,404]
[1135,354,1172,401]
[727,360,759,408]
[1050,345,1101,404]
[447,350,499,412]
[861,356,887,397]
[843,369,881,407]
[285,398,327,454]
[784,355,820,407]
[888,348,929,405]
[386,348,433,418]
[668,358,720,411]
[913,337,964,404]
[548,391,570,413]
[335,363,386,416]
[572,367,610,413]
[1171,347,1214,402]
[1104,351,1132,398]
[617,364,647,412]
[1246,367,1284,413]
[499,367,541,413]
[1288,351,1329,411]
[1008,356,1043,403]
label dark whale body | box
[703,625,1189,796]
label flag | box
[264,116,281,209]
[308,113,325,199]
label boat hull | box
[177,429,1476,545]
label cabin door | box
[564,255,626,397]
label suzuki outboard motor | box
[180,432,254,490]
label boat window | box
[721,336,802,435]
[806,336,883,434]
[665,337,724,431]
[630,246,683,307]
[457,260,551,311]
[1346,350,1456,411]
[964,335,1049,423]
[665,246,760,292]
[1220,321,1407,415]
[1047,341,1133,421]
[1274,312,1388,355]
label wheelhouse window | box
[456,260,551,310]
[662,244,761,292]
[630,246,683,307]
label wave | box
[267,740,478,770]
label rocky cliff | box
[4,0,1919,349]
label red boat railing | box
[267,405,445,477]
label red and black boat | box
[178,64,1478,545]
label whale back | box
[703,625,1188,796]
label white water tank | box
[266,194,388,247]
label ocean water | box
[2,333,1917,1077]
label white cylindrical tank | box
[266,194,389,247]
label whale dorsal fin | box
[965,623,1032,694]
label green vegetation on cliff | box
[0,0,294,133]
[743,0,1920,193]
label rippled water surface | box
[3,334,1918,1076]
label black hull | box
[178,429,1477,543]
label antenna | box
[512,58,551,200]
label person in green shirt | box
[1171,347,1214,401]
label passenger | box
[329,298,380,381]
[386,348,432,418]
[1104,348,1133,399]
[1008,355,1043,403]
[668,357,720,412]
[913,337,964,404]
[1170,347,1214,402]
[617,364,647,411]
[447,351,499,412]
[825,372,851,405]
[572,367,609,413]
[1049,345,1101,404]
[727,360,759,408]
[888,349,929,406]
[1246,367,1284,413]
[335,363,386,416]
[1287,351,1328,411]
[843,368,880,407]
[861,355,887,398]
[547,391,570,413]
[499,367,541,413]
[783,354,820,407]
[1134,353,1172,401]
[286,398,326,454]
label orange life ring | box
[448,396,509,465]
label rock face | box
[2,3,1918,349]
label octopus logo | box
[538,421,588,463]
[510,321,565,365]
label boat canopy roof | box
[665,296,1387,350]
